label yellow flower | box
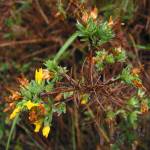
[33,120,42,132]
[35,68,43,84]
[42,125,50,138]
[80,94,89,105]
[10,107,21,120]
[81,99,87,105]
[25,100,38,110]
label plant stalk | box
[54,32,79,63]
[6,115,19,150]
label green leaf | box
[105,54,115,64]
[137,89,145,98]
[115,109,127,120]
[20,87,32,99]
[17,1,31,10]
[5,17,14,27]
[119,65,134,84]
[44,60,58,71]
[111,144,120,150]
[53,102,66,116]
[115,51,126,62]
[128,97,139,108]
[107,111,116,120]
[128,111,139,127]
[95,62,104,72]
[77,19,114,46]
[63,91,73,99]
[45,83,54,92]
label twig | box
[86,106,110,143]
[20,46,56,61]
[0,38,51,48]
[40,87,75,98]
[35,0,49,25]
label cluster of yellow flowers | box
[9,99,51,138]
[9,68,51,138]
[9,100,39,120]
[34,121,50,138]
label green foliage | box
[13,62,31,73]
[95,50,108,71]
[137,89,145,98]
[44,60,58,72]
[116,109,127,119]
[100,0,136,21]
[105,54,115,64]
[4,0,31,40]
[113,48,127,62]
[57,0,66,18]
[135,44,150,50]
[4,14,23,39]
[106,110,116,120]
[16,1,32,11]
[24,81,45,96]
[53,102,66,116]
[3,33,14,40]
[6,115,19,150]
[119,65,140,85]
[5,16,22,28]
[20,87,32,100]
[119,65,133,84]
[0,63,9,72]
[45,83,54,92]
[0,106,6,142]
[95,48,126,72]
[128,96,139,108]
[63,91,73,99]
[95,62,105,72]
[128,111,139,127]
[76,18,114,46]
[111,144,120,150]
[44,59,68,83]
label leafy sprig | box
[76,18,114,46]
